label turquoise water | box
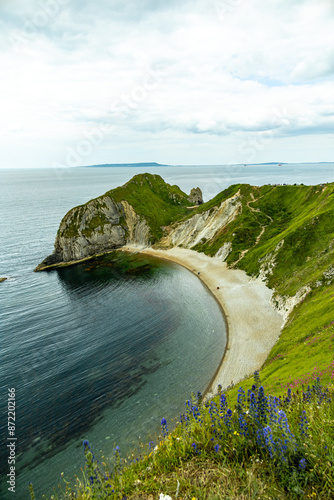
[0,163,333,499]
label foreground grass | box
[32,376,334,500]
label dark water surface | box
[1,250,226,499]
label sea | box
[0,163,333,499]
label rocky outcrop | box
[159,193,241,250]
[270,286,311,326]
[215,242,232,261]
[188,187,203,205]
[258,240,285,282]
[35,196,150,271]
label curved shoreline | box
[121,245,284,398]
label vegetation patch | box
[109,174,193,241]
[32,376,334,499]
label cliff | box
[35,173,193,271]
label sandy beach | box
[121,245,284,398]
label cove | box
[2,252,226,499]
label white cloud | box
[0,0,333,167]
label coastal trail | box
[233,192,274,266]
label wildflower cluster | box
[303,377,331,405]
[161,417,168,437]
[36,375,333,500]
[82,439,113,497]
[177,373,333,484]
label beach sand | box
[121,245,284,398]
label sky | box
[1,0,334,168]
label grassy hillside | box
[193,182,334,296]
[110,174,193,241]
[193,181,334,405]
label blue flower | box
[238,413,248,436]
[254,370,261,387]
[223,408,233,432]
[214,444,220,453]
[262,426,275,459]
[161,417,168,436]
[237,387,246,414]
[299,410,309,437]
[298,458,307,470]
[220,393,228,413]
[191,442,201,454]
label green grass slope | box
[193,182,334,296]
[110,173,193,241]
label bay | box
[0,163,333,499]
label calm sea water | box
[0,163,333,499]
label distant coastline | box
[79,161,334,169]
[82,162,169,168]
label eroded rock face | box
[120,200,150,245]
[270,286,311,325]
[160,193,241,251]
[36,172,197,271]
[35,197,150,271]
[215,242,232,261]
[258,240,285,282]
[188,187,203,205]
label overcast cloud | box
[1,0,333,167]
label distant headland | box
[82,162,168,168]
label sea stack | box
[188,187,203,205]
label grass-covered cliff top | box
[110,173,193,240]
[59,173,193,242]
